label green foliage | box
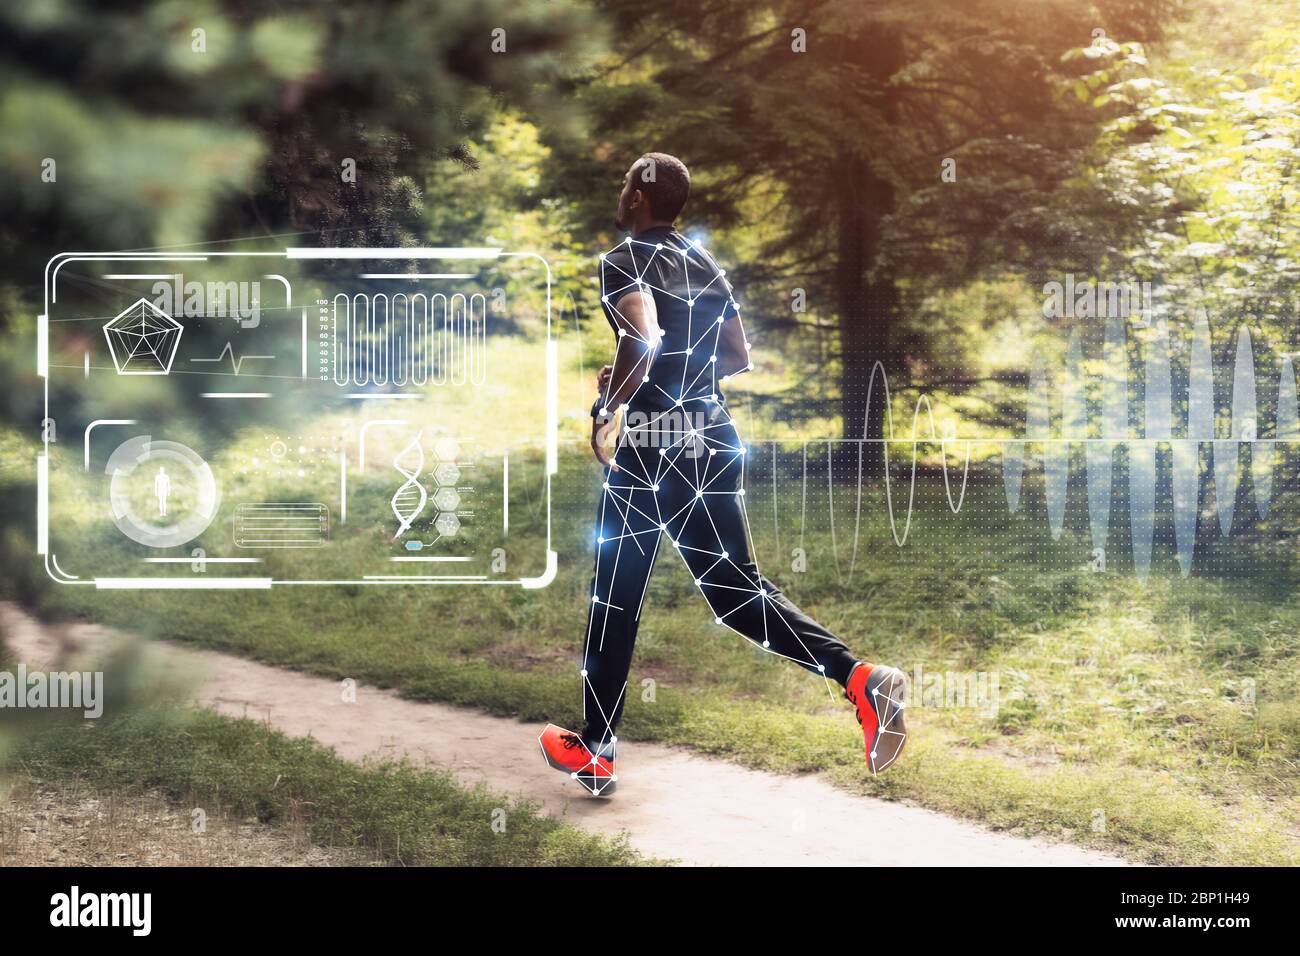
[0,0,599,260]
[1085,3,1300,328]
[4,0,1300,869]
[0,0,601,430]
[547,0,1174,436]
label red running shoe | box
[845,663,908,774]
[537,724,617,796]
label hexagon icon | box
[433,437,461,461]
[103,298,184,375]
[433,462,460,486]
[435,512,461,537]
[432,486,461,512]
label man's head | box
[615,152,690,233]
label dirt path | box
[1,602,1131,866]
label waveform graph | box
[1007,311,1300,579]
[744,436,1042,590]
[740,310,1300,584]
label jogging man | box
[539,153,907,795]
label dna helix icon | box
[390,432,428,541]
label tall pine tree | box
[553,0,1171,446]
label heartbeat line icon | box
[190,341,276,375]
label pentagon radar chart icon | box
[103,298,183,375]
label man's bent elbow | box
[718,353,751,379]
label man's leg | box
[580,439,661,751]
[649,407,907,772]
[655,413,859,685]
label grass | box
[1,582,642,867]
[7,426,1299,865]
[0,780,370,866]
[6,316,1300,867]
[4,705,645,867]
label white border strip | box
[36,454,48,554]
[95,577,273,589]
[287,248,500,259]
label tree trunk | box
[836,167,897,466]
[833,27,905,468]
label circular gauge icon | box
[106,436,220,548]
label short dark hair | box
[633,152,690,221]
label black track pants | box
[580,403,859,749]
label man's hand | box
[591,412,620,471]
[591,289,658,473]
[591,366,617,469]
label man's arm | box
[715,308,752,380]
[592,289,660,469]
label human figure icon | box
[153,465,171,517]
